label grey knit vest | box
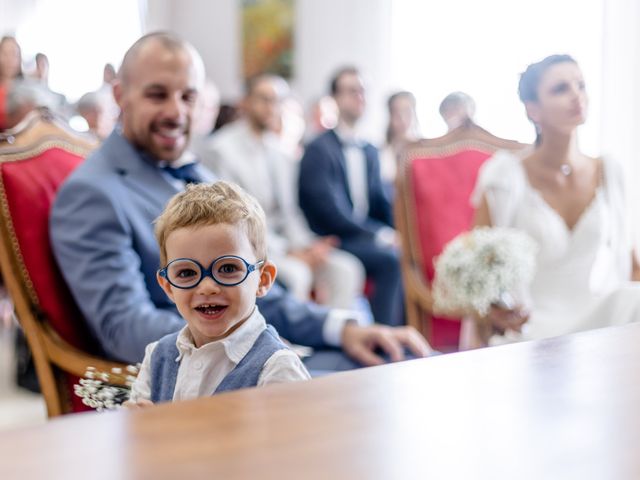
[150,325,286,403]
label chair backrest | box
[0,109,123,416]
[396,123,526,351]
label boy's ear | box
[256,261,277,298]
[157,271,176,303]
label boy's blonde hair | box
[155,181,267,266]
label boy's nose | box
[197,275,221,294]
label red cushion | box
[1,147,96,351]
[410,149,491,351]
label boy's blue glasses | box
[158,255,265,289]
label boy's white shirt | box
[130,307,310,402]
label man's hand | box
[290,238,336,268]
[341,323,432,366]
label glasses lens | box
[212,256,248,285]
[166,259,201,288]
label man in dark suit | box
[299,67,404,326]
[50,34,428,368]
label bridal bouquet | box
[432,227,537,316]
[74,365,139,411]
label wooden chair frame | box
[0,109,126,417]
[395,122,527,342]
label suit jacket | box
[298,129,393,241]
[50,130,329,363]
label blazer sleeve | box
[299,140,388,240]
[50,178,184,364]
[365,145,394,227]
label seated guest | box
[191,78,220,139]
[465,54,640,348]
[304,95,338,143]
[438,91,476,132]
[213,103,241,133]
[75,91,114,140]
[379,90,421,198]
[126,182,310,407]
[5,79,58,129]
[199,73,366,309]
[50,32,431,371]
[30,52,71,118]
[0,36,23,129]
[96,62,120,129]
[299,67,404,326]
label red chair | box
[0,109,126,416]
[395,122,526,352]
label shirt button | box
[194,361,203,370]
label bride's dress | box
[471,150,640,343]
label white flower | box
[73,365,135,411]
[433,227,537,316]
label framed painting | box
[241,0,294,79]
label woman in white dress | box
[464,54,640,348]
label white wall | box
[0,0,37,36]
[145,0,394,142]
[600,0,640,232]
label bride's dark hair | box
[518,54,578,144]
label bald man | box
[50,32,431,368]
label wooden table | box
[2,324,640,480]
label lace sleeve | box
[470,150,525,227]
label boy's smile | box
[157,222,276,347]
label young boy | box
[127,181,310,406]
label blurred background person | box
[32,52,49,84]
[4,78,58,129]
[379,90,421,198]
[192,78,221,138]
[30,52,70,118]
[304,95,338,143]
[74,91,114,140]
[96,62,120,130]
[200,73,367,310]
[274,95,306,160]
[0,36,23,129]
[212,103,241,133]
[299,67,403,326]
[439,91,476,131]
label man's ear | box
[157,271,176,303]
[112,80,124,109]
[256,261,277,298]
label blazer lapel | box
[328,130,353,207]
[104,131,185,210]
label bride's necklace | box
[560,163,573,176]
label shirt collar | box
[334,123,365,148]
[173,306,267,364]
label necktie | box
[162,163,201,184]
